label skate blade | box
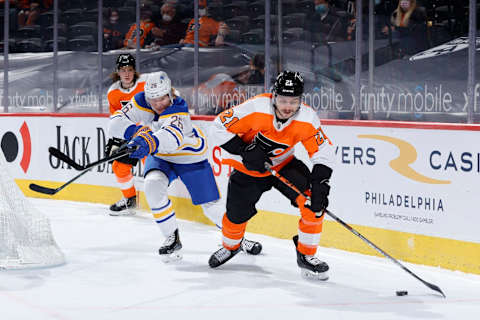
[160,251,183,263]
[301,268,329,281]
[109,209,136,216]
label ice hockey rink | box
[1,198,480,320]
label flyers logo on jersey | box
[254,133,290,157]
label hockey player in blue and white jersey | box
[108,71,262,261]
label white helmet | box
[145,71,173,102]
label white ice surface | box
[1,198,480,320]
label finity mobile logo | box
[358,134,450,185]
[0,121,32,173]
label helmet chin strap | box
[272,94,301,123]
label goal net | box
[0,151,65,269]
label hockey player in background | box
[105,54,146,215]
[208,71,335,280]
[108,71,262,261]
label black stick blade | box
[48,147,85,170]
[425,281,446,298]
[29,183,58,195]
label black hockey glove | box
[240,142,272,173]
[105,137,138,166]
[309,164,333,213]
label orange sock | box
[296,194,324,256]
[112,160,136,198]
[221,214,247,251]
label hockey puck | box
[396,290,408,296]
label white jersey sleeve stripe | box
[109,114,123,120]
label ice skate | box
[209,246,240,268]
[159,229,183,263]
[293,235,329,281]
[240,238,262,255]
[109,195,137,216]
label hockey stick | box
[29,168,92,195]
[48,143,134,171]
[266,165,446,298]
[48,147,87,170]
[29,148,133,195]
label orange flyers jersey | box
[123,21,155,47]
[107,74,146,115]
[183,16,220,47]
[212,93,334,177]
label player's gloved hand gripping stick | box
[48,125,157,170]
[265,163,446,298]
[29,144,137,195]
[127,126,159,159]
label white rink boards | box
[0,114,479,274]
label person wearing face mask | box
[150,3,186,47]
[104,9,128,51]
[381,0,425,34]
[124,4,156,49]
[179,0,229,47]
[381,0,427,56]
[315,0,328,16]
[309,0,346,42]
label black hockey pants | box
[226,158,311,224]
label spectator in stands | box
[381,0,428,56]
[149,2,186,47]
[17,0,52,27]
[381,0,426,36]
[179,0,229,47]
[123,4,156,49]
[198,73,239,115]
[104,9,128,51]
[235,53,265,85]
[198,53,266,115]
[309,0,347,42]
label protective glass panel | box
[195,0,265,116]
[371,0,468,122]
[3,0,55,112]
[274,0,355,119]
[474,0,480,122]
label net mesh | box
[0,152,65,269]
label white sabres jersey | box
[108,91,208,164]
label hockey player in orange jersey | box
[208,71,335,280]
[104,54,146,215]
